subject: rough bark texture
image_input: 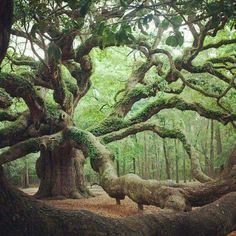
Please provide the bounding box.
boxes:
[0,168,236,236]
[0,0,13,63]
[35,146,91,199]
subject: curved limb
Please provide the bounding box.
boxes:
[101,122,211,183]
[0,73,45,121]
[66,127,235,211]
[0,112,30,148]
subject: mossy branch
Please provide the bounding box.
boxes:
[101,122,212,183]
[130,96,236,126]
[0,110,18,121]
[0,88,12,108]
[0,73,45,121]
[0,112,30,149]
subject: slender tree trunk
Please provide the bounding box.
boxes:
[189,161,192,182]
[175,140,179,183]
[22,160,29,188]
[183,154,186,183]
[163,139,171,179]
[209,119,215,176]
[122,154,126,175]
[215,124,222,156]
[153,134,160,180]
[133,157,136,174]
[116,146,120,177]
[202,120,210,174]
[143,132,148,179]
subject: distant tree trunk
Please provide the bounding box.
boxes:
[215,124,223,156]
[116,159,120,177]
[189,161,193,182]
[209,119,215,176]
[133,158,136,175]
[175,140,179,183]
[116,146,120,177]
[163,139,171,179]
[22,160,29,188]
[202,120,210,174]
[153,135,160,180]
[122,154,126,175]
[143,132,148,179]
[183,154,186,183]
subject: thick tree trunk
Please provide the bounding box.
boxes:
[0,0,13,63]
[35,146,91,199]
[0,168,236,236]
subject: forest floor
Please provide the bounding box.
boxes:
[21,186,160,218]
[20,186,236,235]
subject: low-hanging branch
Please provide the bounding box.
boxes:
[129,96,236,126]
[182,62,236,89]
[90,95,236,137]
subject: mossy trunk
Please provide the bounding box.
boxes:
[35,146,91,199]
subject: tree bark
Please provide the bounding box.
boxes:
[0,0,13,63]
[163,139,171,179]
[209,119,215,176]
[35,146,91,199]
[22,160,29,188]
[175,140,179,183]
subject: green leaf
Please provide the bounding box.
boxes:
[166,31,184,47]
[66,0,80,10]
[171,16,183,29]
[166,35,179,47]
[98,21,106,35]
[160,19,169,30]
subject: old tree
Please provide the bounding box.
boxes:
[0,0,236,235]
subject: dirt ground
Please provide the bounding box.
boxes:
[21,186,160,218]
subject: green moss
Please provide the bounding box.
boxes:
[89,117,128,136]
[59,65,78,96]
[65,127,101,159]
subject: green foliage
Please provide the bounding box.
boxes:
[166,31,184,47]
[48,43,62,62]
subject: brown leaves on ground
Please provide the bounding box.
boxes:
[22,186,160,218]
[43,188,160,218]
